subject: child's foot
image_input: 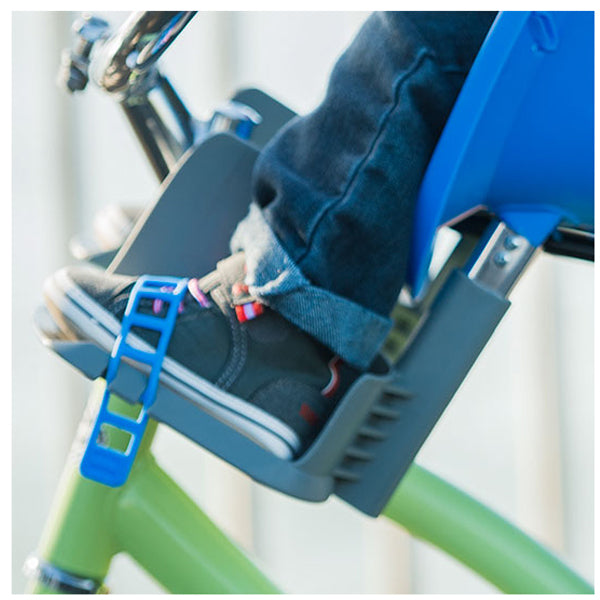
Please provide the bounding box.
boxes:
[43,252,363,458]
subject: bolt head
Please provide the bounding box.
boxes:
[494,252,509,267]
[73,14,109,42]
[503,235,521,251]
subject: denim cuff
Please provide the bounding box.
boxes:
[230,204,392,370]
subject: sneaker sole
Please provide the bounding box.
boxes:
[43,268,301,459]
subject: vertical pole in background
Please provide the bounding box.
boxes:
[12,11,89,589]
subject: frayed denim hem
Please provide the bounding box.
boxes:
[230,204,392,370]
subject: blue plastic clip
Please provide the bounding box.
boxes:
[80,276,189,487]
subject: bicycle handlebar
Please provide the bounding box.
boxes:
[90,11,196,98]
[59,11,198,181]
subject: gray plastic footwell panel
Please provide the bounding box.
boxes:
[38,270,509,515]
[109,132,259,278]
[109,89,297,278]
[333,271,510,515]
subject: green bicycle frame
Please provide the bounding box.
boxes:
[27,383,592,594]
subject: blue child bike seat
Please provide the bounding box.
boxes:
[408,11,594,297]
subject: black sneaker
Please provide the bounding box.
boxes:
[43,252,364,458]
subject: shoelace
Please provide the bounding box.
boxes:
[151,279,212,315]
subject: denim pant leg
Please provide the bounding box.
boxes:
[231,11,496,369]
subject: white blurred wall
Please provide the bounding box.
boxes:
[12,11,594,593]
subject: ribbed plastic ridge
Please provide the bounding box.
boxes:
[80,276,188,486]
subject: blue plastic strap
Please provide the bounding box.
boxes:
[80,275,189,487]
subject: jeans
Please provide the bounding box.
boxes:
[231,11,497,369]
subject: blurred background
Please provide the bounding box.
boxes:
[12,11,594,593]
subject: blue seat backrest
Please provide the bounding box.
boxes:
[408,11,594,297]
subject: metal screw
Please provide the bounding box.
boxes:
[73,14,110,45]
[503,235,521,251]
[58,14,110,93]
[494,252,509,267]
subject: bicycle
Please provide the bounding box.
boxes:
[18,11,593,593]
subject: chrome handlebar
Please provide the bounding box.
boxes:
[90,11,196,99]
[59,11,198,181]
[60,11,196,99]
[59,11,261,182]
